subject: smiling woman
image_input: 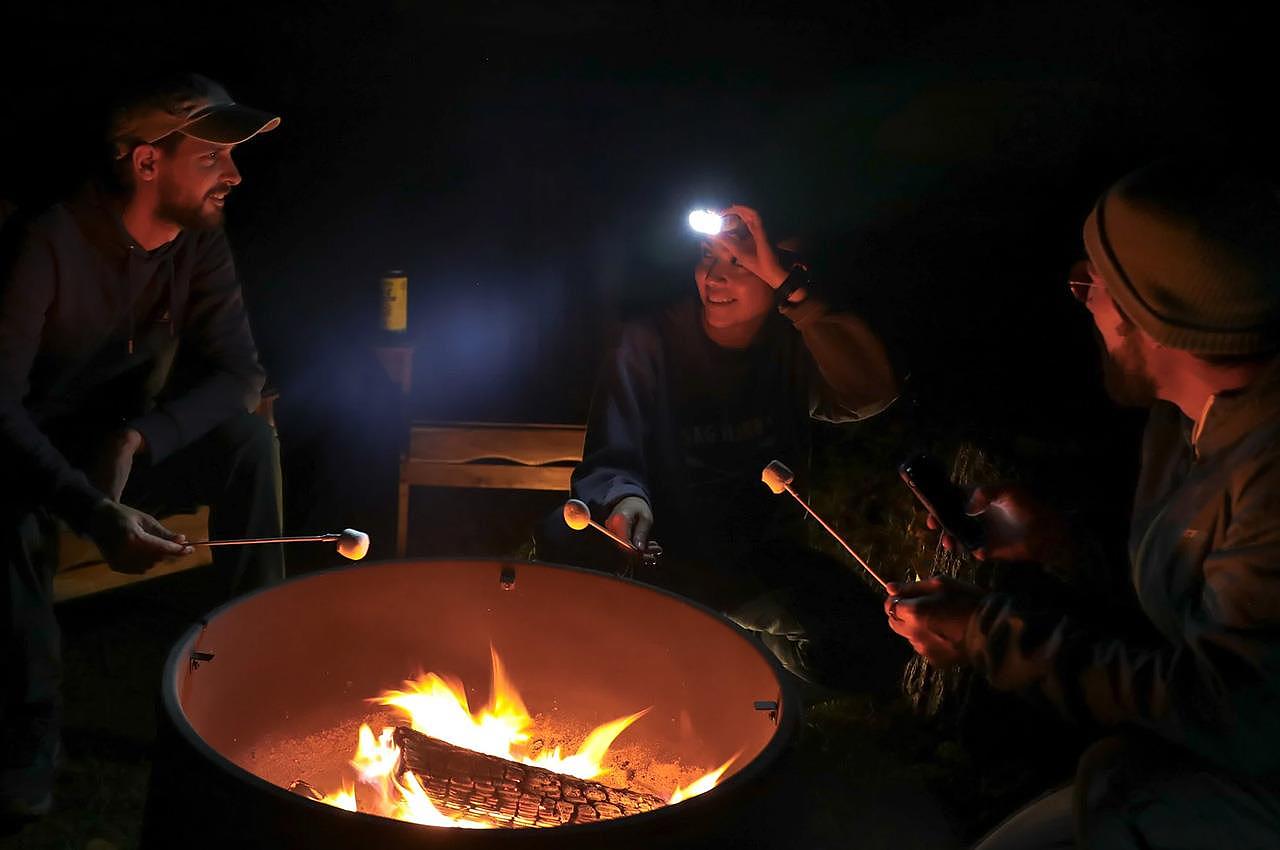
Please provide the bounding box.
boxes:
[534,202,902,688]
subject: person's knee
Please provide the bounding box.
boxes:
[1073,734,1280,848]
[212,411,278,465]
[1074,736,1141,845]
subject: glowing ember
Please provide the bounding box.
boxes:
[309,646,729,827]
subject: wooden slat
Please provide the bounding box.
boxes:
[53,509,213,603]
[409,423,585,466]
[397,421,586,556]
[396,479,411,558]
[402,461,573,491]
[53,552,214,602]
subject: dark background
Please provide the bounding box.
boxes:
[1,4,1275,844]
[0,0,1272,556]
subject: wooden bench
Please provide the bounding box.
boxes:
[397,421,586,556]
[52,390,279,603]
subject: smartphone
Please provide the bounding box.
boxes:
[898,454,985,553]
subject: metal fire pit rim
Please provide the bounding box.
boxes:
[157,556,801,838]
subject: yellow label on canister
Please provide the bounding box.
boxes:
[381,271,408,332]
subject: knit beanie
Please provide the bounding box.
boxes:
[1082,158,1280,355]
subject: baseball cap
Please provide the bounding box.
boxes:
[110,73,280,159]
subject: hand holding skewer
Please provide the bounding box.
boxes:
[563,499,662,568]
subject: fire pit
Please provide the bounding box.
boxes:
[141,559,798,848]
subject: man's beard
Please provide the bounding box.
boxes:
[1098,329,1158,407]
[156,183,225,231]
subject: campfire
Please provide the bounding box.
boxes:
[291,646,735,828]
[144,559,796,849]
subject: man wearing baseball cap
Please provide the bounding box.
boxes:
[0,72,282,825]
[884,157,1280,847]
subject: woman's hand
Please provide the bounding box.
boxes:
[606,496,654,550]
[709,204,790,288]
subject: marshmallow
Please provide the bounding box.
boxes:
[761,460,795,495]
[336,528,370,561]
[562,499,592,531]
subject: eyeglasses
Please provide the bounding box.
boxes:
[1067,259,1098,303]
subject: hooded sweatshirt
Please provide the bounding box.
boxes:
[0,184,266,531]
[572,292,897,562]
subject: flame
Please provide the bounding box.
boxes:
[320,722,492,828]
[352,724,399,782]
[668,754,738,804]
[393,771,488,828]
[320,783,357,812]
[310,647,730,828]
[525,708,650,778]
[377,645,646,780]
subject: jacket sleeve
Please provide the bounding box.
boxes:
[0,228,107,530]
[571,326,659,517]
[779,294,898,423]
[962,456,1280,775]
[128,231,266,463]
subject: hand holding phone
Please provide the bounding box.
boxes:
[898,454,985,554]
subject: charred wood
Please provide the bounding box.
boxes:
[392,725,666,828]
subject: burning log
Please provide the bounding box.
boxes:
[392,726,667,828]
[288,779,324,801]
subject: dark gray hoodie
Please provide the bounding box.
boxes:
[0,184,265,531]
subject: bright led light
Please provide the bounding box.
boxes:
[688,209,723,235]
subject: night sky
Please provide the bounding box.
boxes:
[2,1,1273,553]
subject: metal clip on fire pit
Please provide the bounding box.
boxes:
[189,650,215,672]
[753,698,779,725]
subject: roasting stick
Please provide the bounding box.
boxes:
[761,460,890,592]
[562,499,637,551]
[196,528,371,561]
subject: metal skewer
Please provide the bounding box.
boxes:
[761,460,889,592]
[200,534,339,547]
[196,528,370,561]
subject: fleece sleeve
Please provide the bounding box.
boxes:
[571,326,662,516]
[0,228,106,529]
[779,294,898,423]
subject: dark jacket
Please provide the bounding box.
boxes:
[964,357,1280,777]
[571,292,897,560]
[0,185,266,531]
